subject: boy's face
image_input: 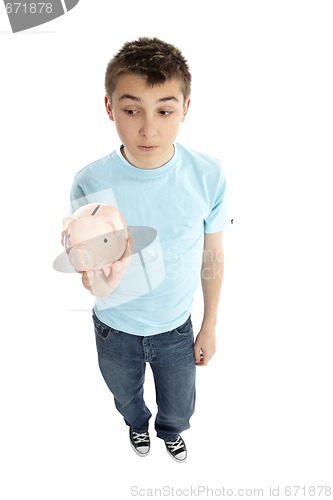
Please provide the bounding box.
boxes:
[105,73,190,169]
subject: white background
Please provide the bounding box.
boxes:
[1,1,333,498]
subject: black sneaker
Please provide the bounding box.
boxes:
[129,428,150,457]
[164,435,187,463]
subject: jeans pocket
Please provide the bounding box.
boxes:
[92,313,118,340]
[174,316,192,336]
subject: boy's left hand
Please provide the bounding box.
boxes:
[194,328,217,366]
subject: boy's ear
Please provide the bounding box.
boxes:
[104,95,114,121]
[181,98,191,122]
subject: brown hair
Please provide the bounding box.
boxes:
[105,37,191,102]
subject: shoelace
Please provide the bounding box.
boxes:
[165,436,184,453]
[132,431,149,445]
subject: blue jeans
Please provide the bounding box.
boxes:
[93,312,196,441]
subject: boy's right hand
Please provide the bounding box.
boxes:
[81,270,94,293]
[81,231,133,298]
[81,265,122,298]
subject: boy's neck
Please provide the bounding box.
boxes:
[120,145,175,170]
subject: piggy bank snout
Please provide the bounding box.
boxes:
[68,245,96,271]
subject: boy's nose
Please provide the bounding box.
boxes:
[139,118,157,139]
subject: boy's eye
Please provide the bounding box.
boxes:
[159,110,173,116]
[124,109,138,115]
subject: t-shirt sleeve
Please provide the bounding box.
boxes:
[204,168,231,233]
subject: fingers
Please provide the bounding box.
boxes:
[194,345,214,366]
[195,351,205,366]
[194,345,206,366]
[60,230,66,247]
[81,271,93,291]
[105,260,123,289]
[120,235,133,273]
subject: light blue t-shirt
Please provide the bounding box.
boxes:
[70,143,230,336]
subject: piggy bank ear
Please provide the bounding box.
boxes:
[62,215,76,230]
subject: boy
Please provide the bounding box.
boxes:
[69,37,230,463]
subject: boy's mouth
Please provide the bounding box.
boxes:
[138,146,157,151]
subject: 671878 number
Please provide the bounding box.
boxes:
[284,485,332,496]
[5,3,53,13]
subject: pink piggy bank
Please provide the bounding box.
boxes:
[62,203,131,298]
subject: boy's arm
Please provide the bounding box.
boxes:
[194,231,224,366]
